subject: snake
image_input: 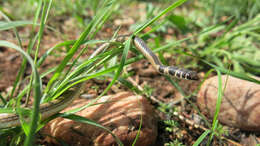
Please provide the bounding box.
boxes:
[0,36,198,129]
[133,36,198,80]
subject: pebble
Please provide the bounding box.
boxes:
[197,75,260,132]
[42,92,158,146]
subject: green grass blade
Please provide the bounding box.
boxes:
[0,10,27,99]
[0,93,7,106]
[131,112,142,146]
[65,37,132,114]
[23,1,50,144]
[45,20,94,92]
[24,0,52,143]
[193,130,211,146]
[34,0,49,64]
[37,40,76,67]
[207,70,223,145]
[0,108,15,113]
[33,0,42,29]
[0,11,23,50]
[48,48,121,102]
[0,21,34,31]
[134,0,187,35]
[37,39,105,67]
[114,76,142,94]
[202,59,260,84]
[25,0,50,107]
[233,54,260,67]
[46,44,121,102]
[9,1,43,100]
[60,0,116,85]
[0,41,42,146]
[94,36,131,100]
[45,0,116,92]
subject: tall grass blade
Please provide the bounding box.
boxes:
[207,70,222,145]
[202,60,260,84]
[0,21,34,31]
[193,130,211,146]
[45,0,116,92]
[0,41,42,146]
[66,37,132,114]
[24,0,51,144]
[0,93,7,106]
[134,0,187,35]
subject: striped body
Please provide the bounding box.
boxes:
[133,36,198,80]
[0,85,81,129]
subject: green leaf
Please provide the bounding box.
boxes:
[0,41,42,140]
[193,130,211,146]
[202,59,260,84]
[134,0,187,35]
[167,14,189,32]
[0,21,34,31]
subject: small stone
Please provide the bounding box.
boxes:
[197,75,260,131]
[42,92,158,146]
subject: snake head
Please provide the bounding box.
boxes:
[186,71,199,80]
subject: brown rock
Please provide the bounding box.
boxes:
[197,75,260,131]
[42,92,158,146]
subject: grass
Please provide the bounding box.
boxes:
[0,0,260,145]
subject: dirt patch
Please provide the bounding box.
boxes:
[0,45,22,91]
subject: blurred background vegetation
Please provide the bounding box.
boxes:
[2,0,259,76]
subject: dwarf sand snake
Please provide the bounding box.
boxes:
[0,36,198,128]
